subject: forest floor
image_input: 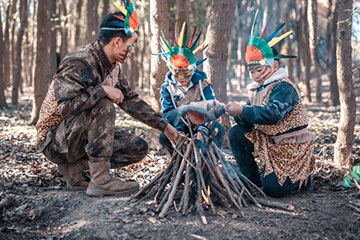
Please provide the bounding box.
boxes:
[1,88,360,240]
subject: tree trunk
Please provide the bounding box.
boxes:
[204,0,236,103]
[30,1,51,124]
[9,0,18,89]
[94,0,100,38]
[308,0,322,103]
[175,0,188,31]
[60,0,68,59]
[4,4,11,88]
[101,0,110,21]
[295,4,302,83]
[284,0,294,81]
[49,0,58,76]
[86,0,95,43]
[75,0,83,47]
[300,0,312,102]
[12,0,27,105]
[334,0,355,168]
[0,5,7,108]
[150,0,169,111]
[204,0,236,147]
[328,0,340,106]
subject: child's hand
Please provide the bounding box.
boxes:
[225,102,243,117]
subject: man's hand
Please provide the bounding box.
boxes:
[102,86,124,104]
[164,123,180,145]
[225,102,243,117]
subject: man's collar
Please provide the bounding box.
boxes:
[246,67,289,90]
[94,41,114,74]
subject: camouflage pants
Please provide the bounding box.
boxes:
[42,98,148,168]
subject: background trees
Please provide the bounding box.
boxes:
[0,0,358,167]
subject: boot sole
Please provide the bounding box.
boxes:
[85,187,139,197]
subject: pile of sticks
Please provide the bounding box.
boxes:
[132,129,268,224]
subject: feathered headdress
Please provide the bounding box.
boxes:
[154,22,208,71]
[101,1,139,36]
[245,9,296,67]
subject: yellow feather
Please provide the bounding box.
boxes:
[160,37,170,52]
[178,22,186,48]
[192,37,207,54]
[113,1,128,15]
[268,31,293,47]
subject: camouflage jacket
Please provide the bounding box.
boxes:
[35,41,167,151]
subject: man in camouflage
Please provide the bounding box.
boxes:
[35,3,179,197]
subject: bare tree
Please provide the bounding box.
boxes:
[334,0,355,168]
[300,0,312,102]
[327,0,340,106]
[0,4,7,108]
[60,0,68,59]
[75,0,83,47]
[150,0,169,111]
[101,0,110,21]
[86,0,95,43]
[4,3,10,88]
[204,0,236,147]
[204,0,236,103]
[11,0,27,105]
[30,1,51,124]
[49,0,57,77]
[175,0,188,30]
[308,0,322,103]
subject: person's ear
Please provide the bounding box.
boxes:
[273,61,279,71]
[112,37,123,48]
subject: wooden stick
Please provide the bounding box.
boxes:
[195,163,208,225]
[255,197,295,211]
[193,141,216,214]
[213,144,263,208]
[181,153,192,215]
[159,141,193,218]
[208,148,242,210]
[131,171,164,199]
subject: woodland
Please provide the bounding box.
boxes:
[0,0,360,239]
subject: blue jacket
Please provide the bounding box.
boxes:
[160,69,215,132]
[235,81,300,132]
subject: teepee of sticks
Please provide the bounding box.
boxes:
[131,122,284,224]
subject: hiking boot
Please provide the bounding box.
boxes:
[58,159,89,190]
[86,161,139,197]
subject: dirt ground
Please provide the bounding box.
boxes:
[1,90,360,240]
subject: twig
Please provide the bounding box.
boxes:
[159,141,193,218]
[255,197,295,211]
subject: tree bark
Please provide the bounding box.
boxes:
[0,5,7,108]
[204,0,236,103]
[300,0,312,102]
[12,0,27,105]
[30,1,51,124]
[334,0,355,168]
[101,0,110,21]
[49,0,57,76]
[4,3,11,88]
[75,0,83,47]
[328,0,340,106]
[204,0,236,148]
[60,0,68,59]
[86,0,95,43]
[150,0,169,111]
[9,0,18,89]
[175,0,188,31]
[284,0,295,82]
[308,0,322,103]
